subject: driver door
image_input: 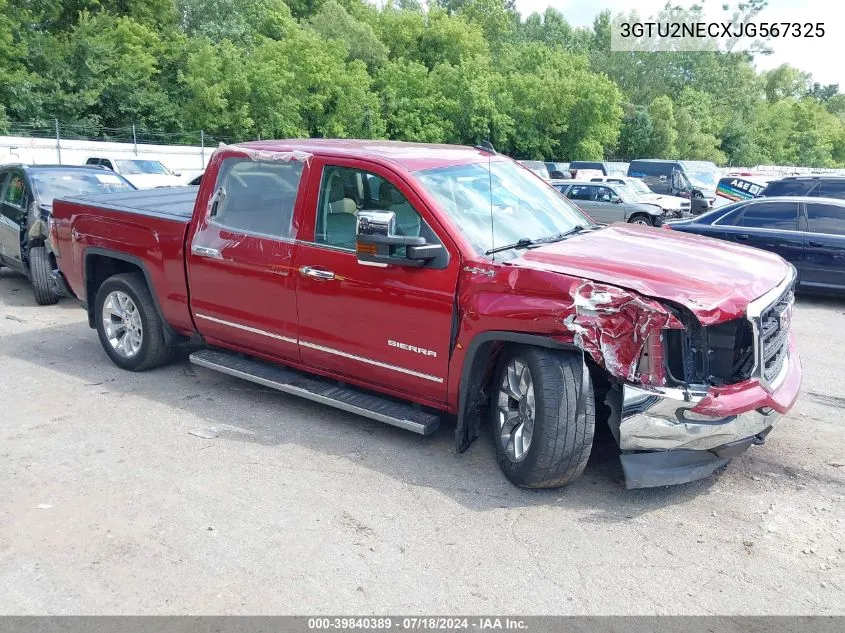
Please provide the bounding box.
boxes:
[293,158,460,405]
[0,170,29,270]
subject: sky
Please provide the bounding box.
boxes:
[513,0,842,86]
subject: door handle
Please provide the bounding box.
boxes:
[808,240,824,247]
[191,245,222,259]
[299,266,335,281]
[735,234,750,241]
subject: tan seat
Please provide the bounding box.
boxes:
[378,181,420,237]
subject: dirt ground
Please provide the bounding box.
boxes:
[0,267,843,615]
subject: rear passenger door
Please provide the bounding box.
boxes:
[186,155,308,362]
[803,201,845,291]
[717,200,804,272]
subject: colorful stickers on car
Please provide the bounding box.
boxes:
[716,177,767,202]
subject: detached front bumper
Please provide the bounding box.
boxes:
[617,340,801,488]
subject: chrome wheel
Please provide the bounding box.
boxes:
[631,217,651,226]
[497,358,535,462]
[101,291,143,358]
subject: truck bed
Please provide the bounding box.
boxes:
[58,187,199,222]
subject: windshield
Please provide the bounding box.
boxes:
[114,160,171,175]
[30,170,135,206]
[624,178,652,195]
[416,160,589,257]
[681,162,719,189]
[614,185,645,203]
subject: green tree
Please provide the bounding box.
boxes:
[618,106,652,160]
[647,96,677,158]
[308,0,388,72]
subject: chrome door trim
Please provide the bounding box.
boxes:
[299,340,444,384]
[194,313,297,345]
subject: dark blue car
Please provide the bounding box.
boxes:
[665,196,845,295]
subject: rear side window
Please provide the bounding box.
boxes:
[86,158,100,166]
[806,203,845,236]
[817,180,845,200]
[211,159,304,238]
[735,201,798,230]
[762,180,816,197]
[566,185,593,201]
[629,162,669,178]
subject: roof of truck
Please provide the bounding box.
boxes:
[235,139,497,171]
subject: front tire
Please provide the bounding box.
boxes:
[94,273,172,371]
[628,214,653,226]
[491,347,595,489]
[29,246,59,305]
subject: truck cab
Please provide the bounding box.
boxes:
[51,141,802,490]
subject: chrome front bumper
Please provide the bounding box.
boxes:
[620,384,781,452]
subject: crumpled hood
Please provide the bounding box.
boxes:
[515,223,791,324]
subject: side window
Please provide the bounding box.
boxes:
[817,180,845,200]
[736,202,798,230]
[807,203,845,236]
[86,158,100,166]
[100,159,113,170]
[762,180,815,197]
[211,158,303,238]
[2,172,27,207]
[594,186,616,202]
[314,166,428,252]
[567,185,592,201]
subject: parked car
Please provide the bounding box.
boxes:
[759,175,845,200]
[628,159,721,214]
[605,161,630,177]
[188,173,203,186]
[715,174,774,207]
[568,161,611,176]
[517,160,549,179]
[84,156,183,189]
[0,164,135,304]
[589,175,691,217]
[665,196,845,294]
[544,162,570,179]
[555,180,665,226]
[51,140,800,490]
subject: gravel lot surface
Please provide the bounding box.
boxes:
[1,267,843,614]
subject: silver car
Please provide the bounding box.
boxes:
[553,180,665,226]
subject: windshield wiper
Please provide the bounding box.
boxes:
[485,225,592,256]
[485,238,535,255]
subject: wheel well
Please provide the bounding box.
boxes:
[84,255,145,327]
[455,333,603,453]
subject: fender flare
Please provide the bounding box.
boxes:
[82,246,178,343]
[455,331,587,453]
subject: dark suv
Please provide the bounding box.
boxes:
[761,176,845,199]
[0,164,135,304]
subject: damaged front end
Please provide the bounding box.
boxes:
[563,271,800,489]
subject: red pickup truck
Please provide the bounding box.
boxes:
[50,140,802,489]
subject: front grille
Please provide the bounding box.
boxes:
[756,285,794,385]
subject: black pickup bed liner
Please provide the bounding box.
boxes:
[58,187,198,222]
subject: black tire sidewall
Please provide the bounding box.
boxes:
[94,278,155,371]
[491,349,554,484]
[29,246,59,305]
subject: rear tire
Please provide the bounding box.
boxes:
[94,273,172,371]
[628,214,653,226]
[491,346,595,489]
[29,246,59,305]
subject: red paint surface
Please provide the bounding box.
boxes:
[52,140,801,421]
[518,223,791,325]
